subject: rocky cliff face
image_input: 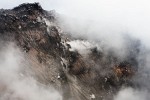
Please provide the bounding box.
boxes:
[0,3,141,100]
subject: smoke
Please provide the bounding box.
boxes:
[0,42,62,100]
[66,40,102,56]
[1,0,150,100]
[114,88,150,100]
[52,1,150,100]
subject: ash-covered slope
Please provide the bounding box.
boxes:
[0,3,143,100]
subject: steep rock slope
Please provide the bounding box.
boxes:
[0,3,141,100]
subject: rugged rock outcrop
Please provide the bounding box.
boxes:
[0,3,141,100]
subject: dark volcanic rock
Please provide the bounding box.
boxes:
[0,3,140,100]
